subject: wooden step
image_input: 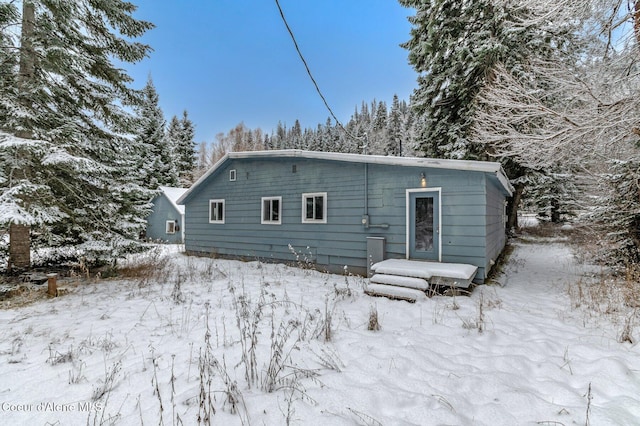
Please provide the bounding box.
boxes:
[370,259,478,288]
[370,274,429,291]
[364,283,426,303]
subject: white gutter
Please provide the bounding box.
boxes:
[178,150,514,203]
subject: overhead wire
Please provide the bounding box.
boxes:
[273,0,363,147]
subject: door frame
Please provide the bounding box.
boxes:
[406,188,442,262]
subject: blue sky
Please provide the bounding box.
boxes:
[127,1,417,143]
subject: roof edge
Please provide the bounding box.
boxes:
[177,153,230,205]
[159,186,188,214]
[178,150,514,202]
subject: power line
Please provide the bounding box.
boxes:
[274,0,361,145]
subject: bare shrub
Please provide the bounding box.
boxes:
[87,360,123,425]
[263,319,301,392]
[310,345,344,372]
[92,360,122,401]
[197,303,216,425]
[229,279,268,388]
[117,247,170,288]
[68,359,86,384]
[288,244,315,271]
[78,331,118,355]
[460,292,486,333]
[171,272,186,304]
[322,297,333,342]
[618,309,637,344]
[47,345,75,365]
[150,354,164,424]
[196,303,249,425]
[367,305,381,331]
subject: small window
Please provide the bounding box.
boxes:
[261,196,282,225]
[301,192,327,223]
[166,220,177,234]
[209,199,225,223]
[229,169,237,181]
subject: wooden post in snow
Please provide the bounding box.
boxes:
[47,273,57,297]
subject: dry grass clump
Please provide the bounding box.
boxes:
[568,266,640,343]
[623,267,640,309]
[367,305,381,331]
[115,247,169,287]
[517,220,563,239]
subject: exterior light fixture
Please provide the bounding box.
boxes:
[420,172,427,187]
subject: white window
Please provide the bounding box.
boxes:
[229,169,236,181]
[302,192,327,223]
[166,220,177,234]
[209,199,225,223]
[261,196,282,225]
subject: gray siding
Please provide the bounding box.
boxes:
[147,194,183,244]
[184,157,507,281]
[485,175,508,276]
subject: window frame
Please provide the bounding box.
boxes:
[229,169,237,181]
[209,199,225,224]
[165,220,177,234]
[261,196,282,225]
[301,192,327,224]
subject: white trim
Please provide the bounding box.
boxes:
[301,192,327,224]
[406,188,442,262]
[165,220,176,234]
[209,199,225,224]
[229,169,237,181]
[261,196,282,225]
[177,150,513,205]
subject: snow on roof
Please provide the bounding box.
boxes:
[159,186,188,215]
[178,150,514,204]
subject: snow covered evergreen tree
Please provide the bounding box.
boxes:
[399,0,564,160]
[166,110,196,187]
[0,0,154,267]
[135,76,176,188]
[385,94,403,156]
[368,101,388,154]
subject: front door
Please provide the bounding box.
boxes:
[407,190,440,261]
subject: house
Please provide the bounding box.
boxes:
[146,186,188,244]
[177,150,513,285]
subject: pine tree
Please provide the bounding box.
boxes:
[0,0,155,267]
[399,0,561,160]
[136,76,176,188]
[597,156,640,266]
[165,115,181,155]
[166,110,196,187]
[385,94,403,156]
[369,100,388,154]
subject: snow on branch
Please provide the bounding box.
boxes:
[0,183,67,226]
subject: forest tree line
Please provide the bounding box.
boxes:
[200,0,640,269]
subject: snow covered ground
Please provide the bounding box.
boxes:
[0,240,638,425]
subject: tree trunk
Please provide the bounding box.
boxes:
[507,183,525,231]
[550,197,561,223]
[8,224,30,272]
[9,1,36,271]
[19,2,35,84]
